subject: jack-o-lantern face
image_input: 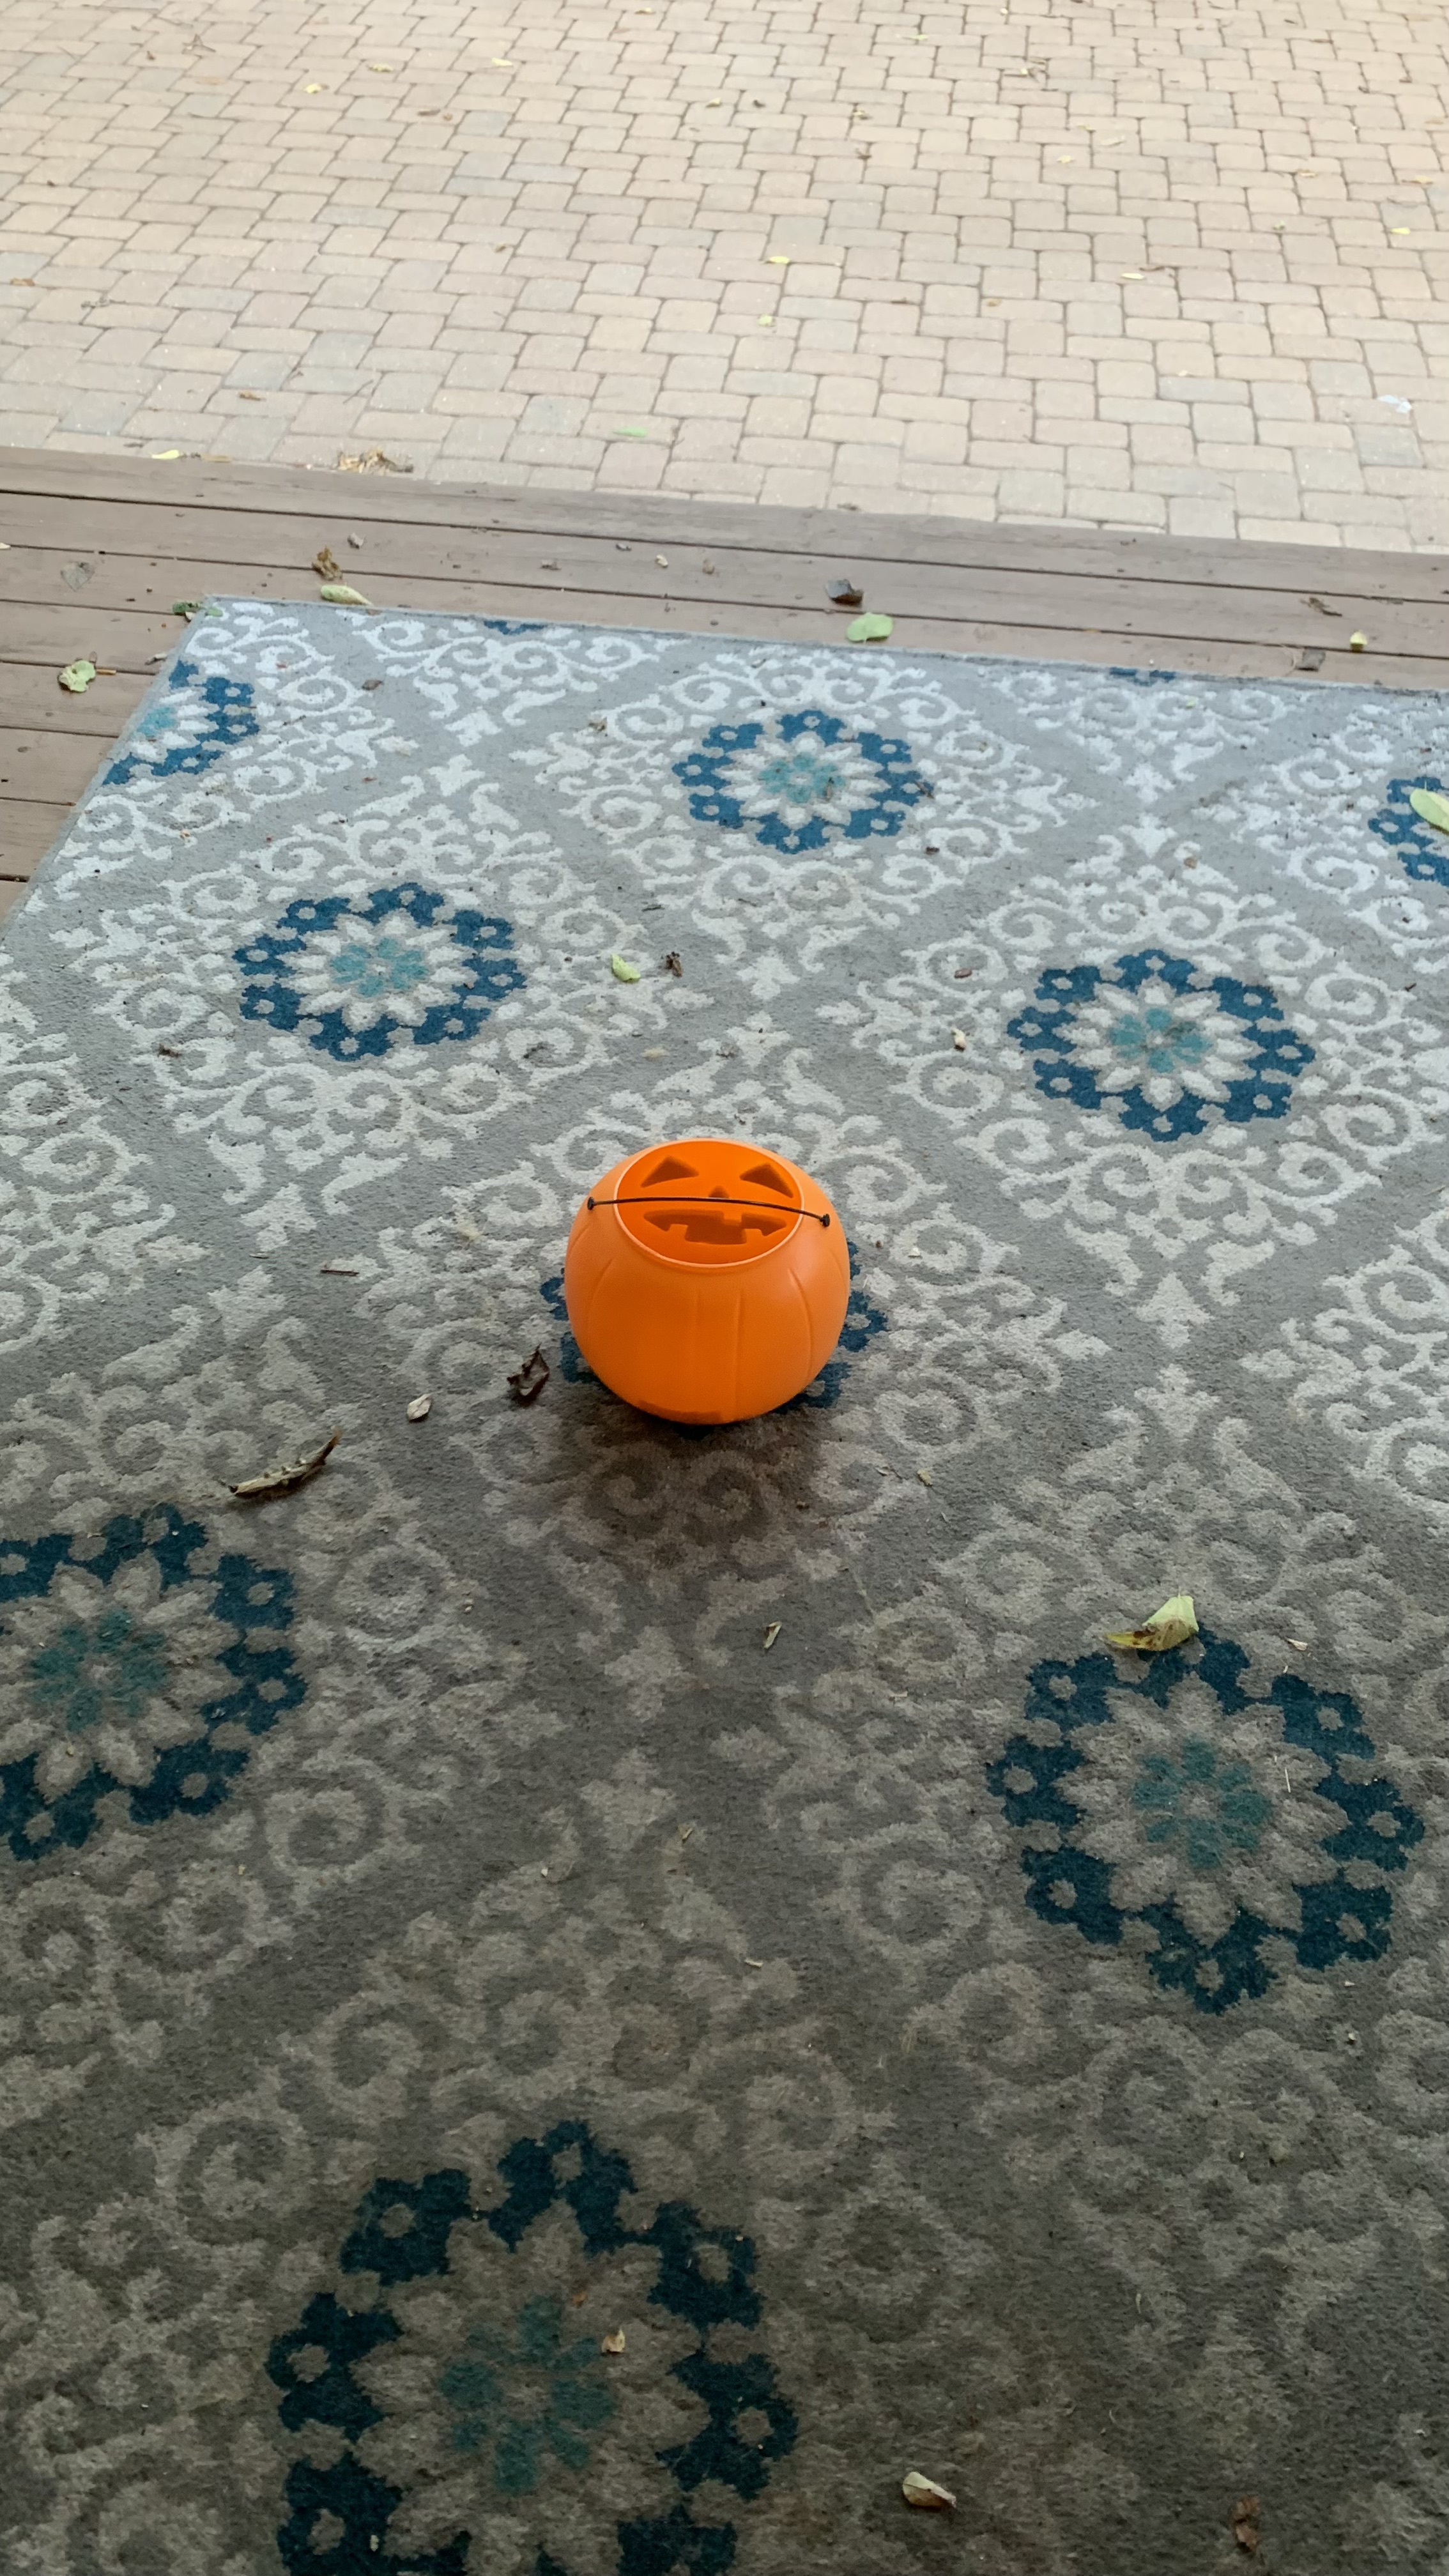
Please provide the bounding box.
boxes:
[564,1135,851,1423]
[617,1141,803,1266]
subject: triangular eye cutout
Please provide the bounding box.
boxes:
[739,1160,792,1198]
[643,1154,699,1186]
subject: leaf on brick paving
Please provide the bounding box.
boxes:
[1408,788,1449,832]
[508,1346,551,1407]
[57,659,96,693]
[1107,1593,1198,1654]
[337,448,413,473]
[847,613,893,643]
[320,583,373,608]
[313,546,342,580]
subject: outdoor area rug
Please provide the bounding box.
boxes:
[2,601,1447,2576]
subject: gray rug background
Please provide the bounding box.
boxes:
[1,602,1447,2576]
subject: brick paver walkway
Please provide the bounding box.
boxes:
[2,0,1447,545]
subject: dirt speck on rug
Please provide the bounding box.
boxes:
[2,602,1446,2576]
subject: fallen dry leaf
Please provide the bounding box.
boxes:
[508,1346,551,1406]
[361,677,383,691]
[406,1394,433,1422]
[601,2329,626,2355]
[320,582,373,608]
[313,544,341,579]
[239,390,263,400]
[60,560,95,590]
[952,1027,967,1050]
[57,658,96,693]
[1232,2496,1261,2555]
[902,2472,956,2512]
[1407,787,1449,832]
[663,949,683,976]
[829,576,864,607]
[337,447,413,473]
[231,1429,341,1499]
[763,1621,782,1650]
[1107,1592,1198,1654]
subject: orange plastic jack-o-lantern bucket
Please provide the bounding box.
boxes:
[564,1136,851,1423]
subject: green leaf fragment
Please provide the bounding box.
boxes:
[1407,787,1449,833]
[1106,1592,1199,1655]
[846,612,893,643]
[610,953,641,982]
[319,582,373,607]
[57,658,96,693]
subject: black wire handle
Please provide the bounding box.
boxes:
[587,1193,829,1226]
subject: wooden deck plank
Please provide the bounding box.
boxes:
[0,525,1443,663]
[3,447,1448,603]
[1,799,70,882]
[0,663,148,735]
[0,726,108,807]
[0,601,192,671]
